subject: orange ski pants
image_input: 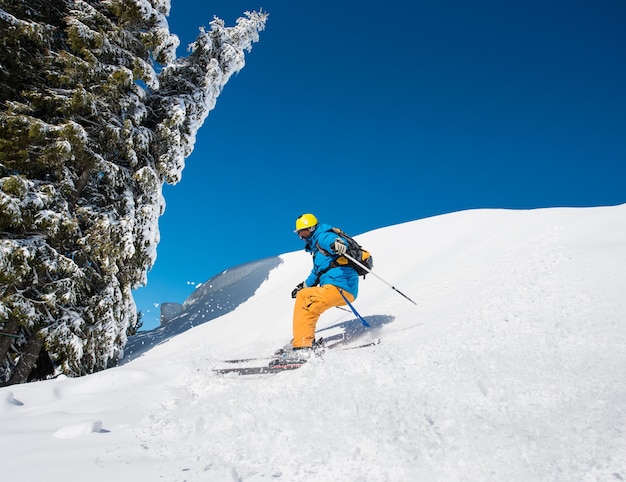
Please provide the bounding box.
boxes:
[292,284,355,348]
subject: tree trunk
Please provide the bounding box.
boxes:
[0,315,20,365]
[7,332,44,385]
[74,167,90,198]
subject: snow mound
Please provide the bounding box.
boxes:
[53,420,106,439]
[0,390,23,408]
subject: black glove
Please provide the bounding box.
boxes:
[291,281,305,298]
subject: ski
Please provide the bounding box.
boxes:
[213,361,305,375]
[341,339,381,350]
[219,339,381,364]
[213,339,381,376]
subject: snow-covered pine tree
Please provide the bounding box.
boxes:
[0,0,267,384]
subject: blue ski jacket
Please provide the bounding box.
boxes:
[303,223,359,298]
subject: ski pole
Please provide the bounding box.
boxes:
[344,253,418,306]
[338,289,370,327]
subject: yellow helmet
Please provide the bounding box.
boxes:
[295,213,318,232]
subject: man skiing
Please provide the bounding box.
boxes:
[279,213,359,361]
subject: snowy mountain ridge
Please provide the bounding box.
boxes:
[1,205,625,481]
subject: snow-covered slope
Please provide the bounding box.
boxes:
[1,205,625,482]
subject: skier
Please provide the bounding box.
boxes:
[278,213,360,361]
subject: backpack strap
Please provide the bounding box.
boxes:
[309,230,354,285]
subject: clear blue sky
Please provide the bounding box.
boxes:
[133,0,626,330]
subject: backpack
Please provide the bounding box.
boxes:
[327,227,373,278]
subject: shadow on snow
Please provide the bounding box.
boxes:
[316,314,395,347]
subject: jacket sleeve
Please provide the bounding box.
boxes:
[305,251,329,287]
[316,231,347,255]
[305,270,318,288]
